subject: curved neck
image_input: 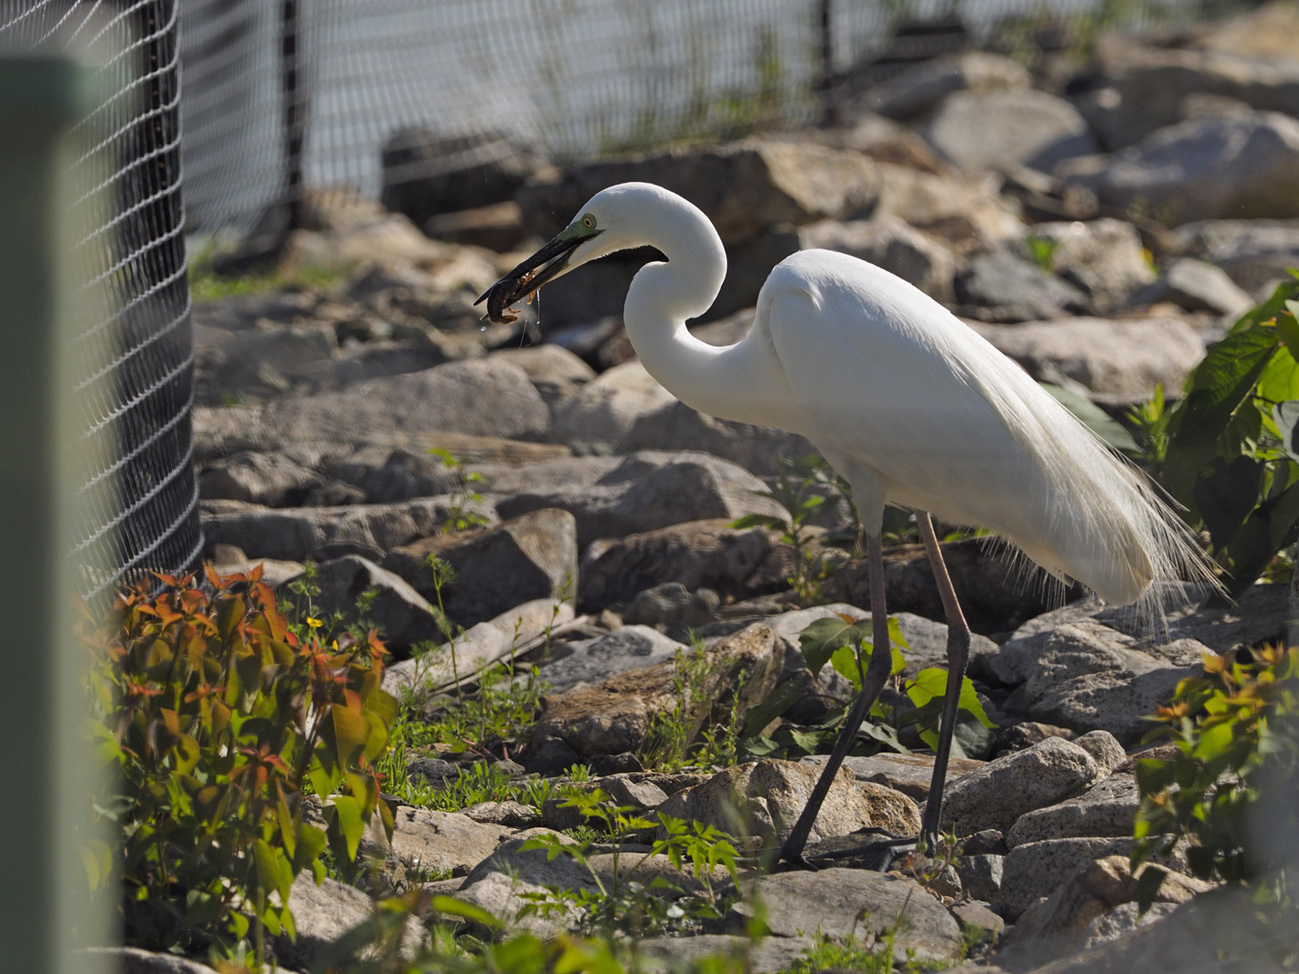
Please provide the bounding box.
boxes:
[622,201,783,426]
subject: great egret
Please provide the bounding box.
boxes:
[477,181,1215,865]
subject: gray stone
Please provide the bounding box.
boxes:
[731,868,964,963]
[490,344,596,409]
[956,252,1089,323]
[195,319,337,406]
[1073,730,1127,774]
[1026,219,1156,312]
[279,873,428,968]
[936,737,1103,836]
[639,934,814,974]
[578,518,802,613]
[657,759,920,847]
[1064,111,1299,226]
[551,360,674,453]
[495,450,784,549]
[799,215,957,300]
[624,581,719,628]
[802,751,986,803]
[460,800,541,828]
[952,899,1006,938]
[527,624,788,769]
[202,495,496,564]
[83,948,220,974]
[1006,773,1140,846]
[454,834,597,937]
[1171,218,1299,297]
[199,451,359,507]
[380,508,579,629]
[1128,257,1255,318]
[538,625,688,695]
[281,554,444,647]
[924,89,1098,176]
[971,316,1203,405]
[329,448,463,504]
[517,139,880,246]
[376,805,515,876]
[955,853,1005,902]
[860,51,1031,121]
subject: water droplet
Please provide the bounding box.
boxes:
[480,325,486,332]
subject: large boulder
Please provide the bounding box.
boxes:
[923,88,1098,175]
[857,51,1031,121]
[799,215,957,300]
[517,139,880,246]
[1063,111,1299,225]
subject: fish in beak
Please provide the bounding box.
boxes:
[476,221,601,324]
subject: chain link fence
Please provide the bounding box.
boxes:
[1,0,201,606]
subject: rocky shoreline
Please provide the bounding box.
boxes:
[122,4,1299,971]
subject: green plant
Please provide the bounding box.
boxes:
[1143,273,1299,597]
[742,616,994,761]
[83,567,397,964]
[1134,644,1299,908]
[638,643,746,772]
[1024,235,1060,273]
[733,454,845,604]
[429,449,491,533]
[517,790,742,941]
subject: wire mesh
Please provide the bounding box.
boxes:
[0,0,201,605]
[176,0,1239,238]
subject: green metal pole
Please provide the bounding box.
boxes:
[0,53,113,974]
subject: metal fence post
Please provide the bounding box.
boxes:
[0,53,114,974]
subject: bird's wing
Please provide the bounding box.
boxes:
[759,250,1052,534]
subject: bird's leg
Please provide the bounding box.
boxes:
[916,512,972,853]
[781,532,894,867]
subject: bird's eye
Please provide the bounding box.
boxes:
[581,215,596,229]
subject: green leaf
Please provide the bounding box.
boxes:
[1041,382,1139,453]
[799,616,870,677]
[327,795,366,862]
[1193,456,1264,549]
[430,894,502,929]
[1135,865,1168,913]
[1168,326,1281,450]
[1274,401,1299,464]
[831,645,865,688]
[253,838,280,895]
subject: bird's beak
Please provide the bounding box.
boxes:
[475,229,594,324]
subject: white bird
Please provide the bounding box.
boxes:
[478,181,1214,864]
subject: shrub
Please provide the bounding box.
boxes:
[1134,644,1299,907]
[83,567,398,964]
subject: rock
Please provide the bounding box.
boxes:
[578,518,801,613]
[453,835,595,937]
[1073,730,1127,774]
[194,319,337,405]
[955,853,1005,902]
[202,495,496,564]
[281,555,444,647]
[552,358,814,476]
[1026,218,1156,312]
[460,800,541,828]
[424,200,527,253]
[994,619,1207,744]
[730,868,963,963]
[956,251,1089,322]
[517,139,880,246]
[526,623,788,770]
[82,948,220,974]
[1001,854,1214,963]
[279,873,428,968]
[1013,884,1286,973]
[923,89,1098,176]
[198,451,357,507]
[859,51,1031,121]
[952,900,1006,938]
[936,737,1103,836]
[624,582,719,628]
[197,359,551,453]
[380,127,542,224]
[537,625,688,695]
[1006,773,1140,846]
[872,165,1024,251]
[639,934,814,974]
[657,759,921,847]
[1127,257,1256,318]
[494,451,784,549]
[380,508,579,629]
[1063,111,1299,225]
[970,316,1204,405]
[996,722,1076,754]
[372,805,516,876]
[998,835,1190,920]
[1171,218,1299,296]
[1080,44,1299,151]
[489,344,596,409]
[382,597,575,697]
[802,751,986,802]
[329,448,464,504]
[799,215,957,300]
